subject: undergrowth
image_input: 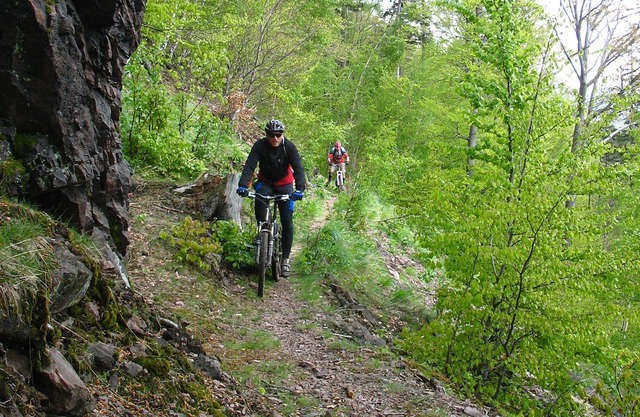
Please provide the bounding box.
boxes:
[297,189,433,329]
[160,216,255,273]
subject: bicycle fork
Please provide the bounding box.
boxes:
[255,222,275,264]
[267,224,274,261]
[255,222,265,264]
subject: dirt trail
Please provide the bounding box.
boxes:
[127,184,485,417]
[243,281,447,416]
[223,196,478,417]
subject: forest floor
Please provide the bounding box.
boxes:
[111,178,490,417]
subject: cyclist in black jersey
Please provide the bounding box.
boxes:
[236,119,306,277]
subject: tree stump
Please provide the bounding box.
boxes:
[173,172,243,226]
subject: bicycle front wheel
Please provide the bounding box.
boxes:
[271,223,282,282]
[257,230,269,297]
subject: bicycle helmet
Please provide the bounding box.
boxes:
[265,119,285,135]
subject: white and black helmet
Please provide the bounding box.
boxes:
[265,119,285,135]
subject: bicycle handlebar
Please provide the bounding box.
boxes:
[246,191,290,201]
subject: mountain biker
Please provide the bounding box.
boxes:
[327,141,350,186]
[236,119,306,277]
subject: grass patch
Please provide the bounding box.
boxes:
[0,218,47,246]
[231,359,297,391]
[384,381,408,394]
[291,271,326,305]
[279,393,322,416]
[232,329,280,351]
[326,337,360,352]
[0,200,58,331]
[295,191,436,338]
[293,192,324,229]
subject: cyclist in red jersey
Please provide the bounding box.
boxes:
[327,141,350,186]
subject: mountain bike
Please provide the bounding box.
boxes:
[247,191,288,297]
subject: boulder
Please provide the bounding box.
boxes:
[50,239,93,313]
[87,342,117,370]
[35,348,95,416]
[0,0,146,257]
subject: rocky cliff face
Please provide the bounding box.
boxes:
[0,0,145,256]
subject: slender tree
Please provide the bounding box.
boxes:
[553,0,639,151]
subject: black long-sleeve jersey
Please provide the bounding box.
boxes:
[239,137,306,191]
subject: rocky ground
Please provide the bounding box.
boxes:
[97,179,491,417]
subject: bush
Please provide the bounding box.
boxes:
[210,220,255,270]
[161,217,255,273]
[160,216,222,272]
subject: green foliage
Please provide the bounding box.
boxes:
[141,0,228,91]
[134,355,172,377]
[298,196,391,310]
[124,0,343,180]
[298,191,431,328]
[333,189,400,238]
[160,216,257,273]
[291,191,324,228]
[121,0,640,414]
[391,0,433,45]
[210,220,255,270]
[120,0,254,178]
[222,0,339,108]
[160,216,222,272]
[603,351,640,416]
[301,219,376,279]
[121,58,244,179]
[391,1,640,415]
[121,64,198,177]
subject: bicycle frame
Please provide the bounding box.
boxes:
[247,191,289,297]
[334,163,345,191]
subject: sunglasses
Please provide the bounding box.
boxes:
[268,132,283,138]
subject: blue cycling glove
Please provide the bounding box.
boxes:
[236,186,249,197]
[291,190,304,201]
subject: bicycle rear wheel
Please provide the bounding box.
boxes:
[271,223,282,282]
[257,230,269,297]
